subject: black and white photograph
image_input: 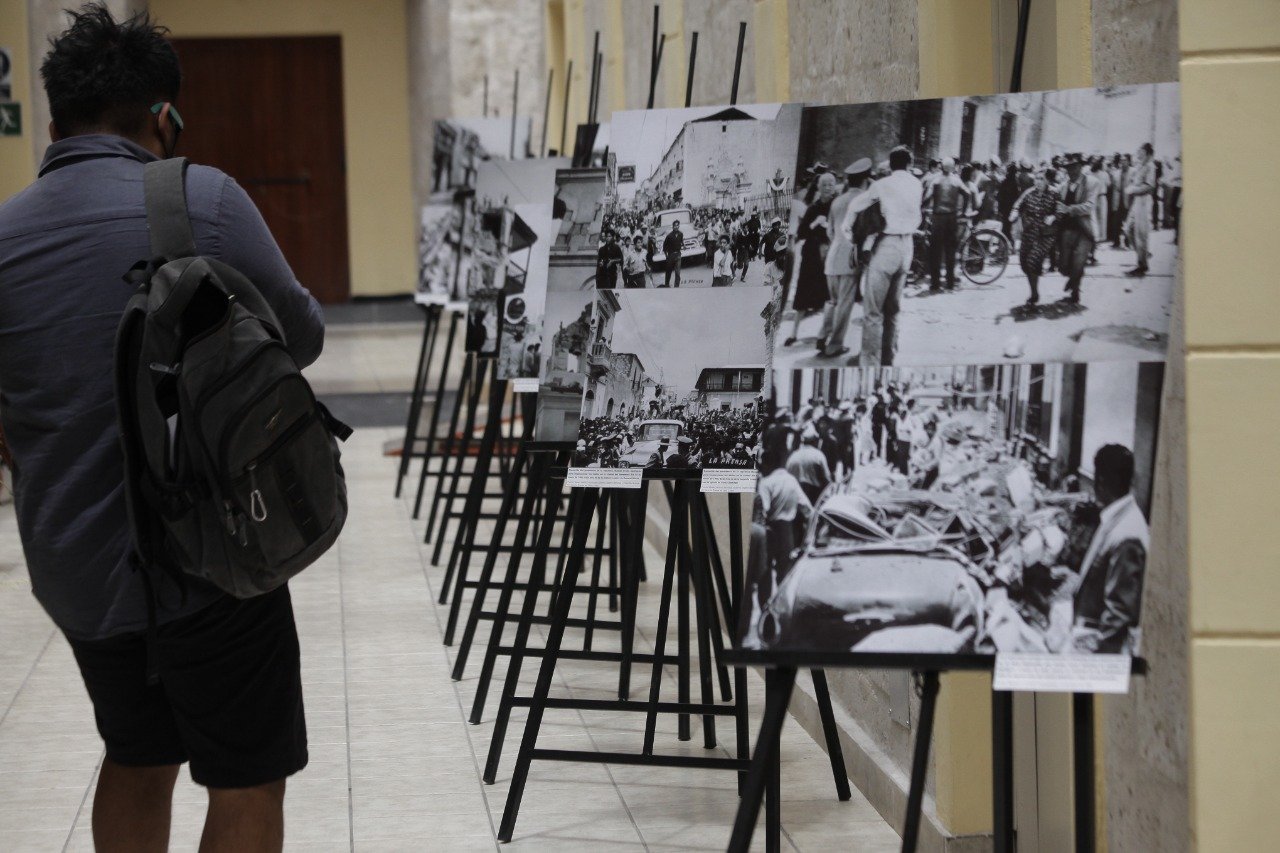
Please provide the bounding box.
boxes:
[738,360,1163,659]
[532,288,596,442]
[570,287,773,470]
[552,166,611,281]
[417,116,533,306]
[471,157,566,368]
[774,83,1180,370]
[532,167,612,441]
[600,103,802,290]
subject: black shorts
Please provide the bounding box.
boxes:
[68,585,308,789]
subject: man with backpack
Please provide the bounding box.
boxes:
[0,7,327,851]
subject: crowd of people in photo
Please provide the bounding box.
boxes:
[782,142,1180,365]
[750,380,1149,655]
[596,200,791,289]
[571,404,763,469]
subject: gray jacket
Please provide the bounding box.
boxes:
[0,134,325,640]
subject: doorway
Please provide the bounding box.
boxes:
[169,36,352,303]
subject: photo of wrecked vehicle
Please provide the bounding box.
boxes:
[739,361,1163,659]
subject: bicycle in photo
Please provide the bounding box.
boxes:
[909,214,1013,286]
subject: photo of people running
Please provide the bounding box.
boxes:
[773,83,1180,371]
[599,103,802,289]
[739,361,1163,659]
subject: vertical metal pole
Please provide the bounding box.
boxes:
[483,73,489,116]
[1009,0,1033,93]
[992,689,1016,853]
[509,69,519,159]
[647,4,661,109]
[588,30,601,124]
[648,34,666,110]
[730,21,747,105]
[727,666,796,853]
[540,68,553,157]
[902,672,941,853]
[685,32,699,108]
[559,59,573,155]
[1073,692,1097,853]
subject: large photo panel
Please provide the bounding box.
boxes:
[469,157,567,363]
[417,116,533,307]
[603,103,803,289]
[737,360,1163,661]
[533,168,611,442]
[570,286,773,470]
[775,83,1179,370]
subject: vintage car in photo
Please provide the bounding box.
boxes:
[755,489,989,654]
[649,208,707,265]
[616,419,684,468]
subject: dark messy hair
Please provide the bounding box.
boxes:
[888,146,913,171]
[40,3,181,137]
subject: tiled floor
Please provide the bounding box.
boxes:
[0,315,901,851]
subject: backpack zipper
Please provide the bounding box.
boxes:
[225,411,316,536]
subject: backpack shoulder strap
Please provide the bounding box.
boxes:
[144,158,198,261]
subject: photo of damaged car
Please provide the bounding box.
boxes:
[754,486,988,654]
[750,457,1097,656]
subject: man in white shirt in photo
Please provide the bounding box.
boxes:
[841,146,923,368]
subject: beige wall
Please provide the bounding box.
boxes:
[0,0,34,201]
[149,0,415,298]
[1180,1,1280,850]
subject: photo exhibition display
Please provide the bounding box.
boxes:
[732,82,1179,682]
[416,116,533,309]
[435,83,1180,683]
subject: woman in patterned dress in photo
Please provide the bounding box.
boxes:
[1011,168,1059,306]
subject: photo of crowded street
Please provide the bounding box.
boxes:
[569,287,773,469]
[772,83,1179,370]
[599,102,802,289]
[739,360,1163,659]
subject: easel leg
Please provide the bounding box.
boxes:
[497,487,599,842]
[433,357,489,568]
[617,484,648,701]
[642,482,685,755]
[901,671,940,853]
[1073,692,1096,853]
[992,688,1015,853]
[685,494,718,749]
[581,492,609,652]
[423,349,471,542]
[727,666,797,853]
[726,493,752,794]
[414,311,459,520]
[449,413,524,671]
[676,488,692,742]
[607,494,620,613]
[483,466,567,783]
[469,451,549,722]
[396,306,437,498]
[443,374,507,645]
[811,669,852,801]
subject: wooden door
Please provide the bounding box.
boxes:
[169,36,351,303]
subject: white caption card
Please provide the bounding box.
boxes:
[446,300,469,314]
[413,291,448,306]
[511,378,540,394]
[565,467,645,489]
[993,653,1131,694]
[700,469,759,494]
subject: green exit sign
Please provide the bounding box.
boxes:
[0,102,20,137]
